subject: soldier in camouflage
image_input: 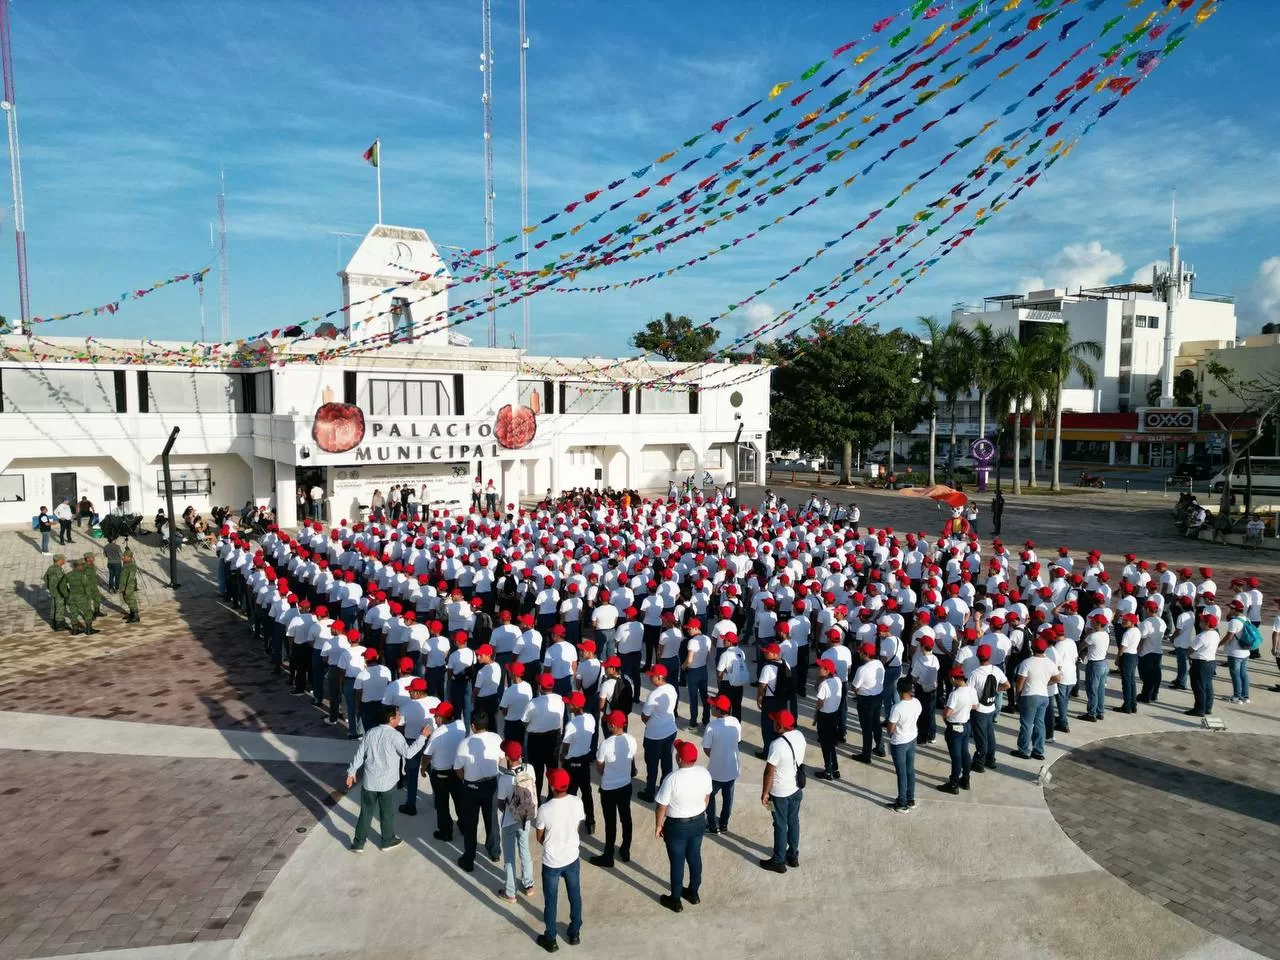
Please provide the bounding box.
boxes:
[120,550,141,623]
[65,558,98,636]
[43,554,69,631]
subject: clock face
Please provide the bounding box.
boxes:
[393,241,413,264]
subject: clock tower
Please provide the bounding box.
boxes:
[338,224,453,345]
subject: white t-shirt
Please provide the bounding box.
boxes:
[968,664,1007,714]
[701,716,742,782]
[766,729,806,799]
[655,765,713,818]
[852,660,885,697]
[642,684,678,740]
[888,698,922,745]
[944,685,979,725]
[1017,656,1058,698]
[815,676,842,714]
[596,733,638,791]
[535,794,585,868]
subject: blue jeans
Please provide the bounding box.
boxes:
[945,722,971,784]
[403,753,423,811]
[971,709,996,768]
[707,779,735,830]
[342,677,363,736]
[643,734,674,794]
[882,664,901,723]
[40,530,50,553]
[686,666,709,724]
[1056,684,1073,731]
[1192,660,1216,714]
[108,563,123,592]
[1227,657,1249,700]
[1116,653,1136,710]
[541,858,582,942]
[1174,648,1189,686]
[1085,660,1109,719]
[502,821,534,897]
[662,816,705,898]
[769,791,801,863]
[596,627,616,661]
[1017,695,1048,755]
[890,740,916,806]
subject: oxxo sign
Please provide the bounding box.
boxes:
[1138,407,1198,434]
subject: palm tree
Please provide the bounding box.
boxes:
[992,339,1042,495]
[969,321,1014,439]
[915,316,946,485]
[937,324,977,480]
[1040,324,1103,491]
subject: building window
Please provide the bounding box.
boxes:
[562,382,625,415]
[391,298,414,344]
[1135,317,1147,328]
[0,368,120,414]
[254,372,273,413]
[0,473,25,502]
[145,372,239,413]
[638,387,694,414]
[367,378,449,417]
[157,468,212,497]
[1147,315,1159,329]
[1119,344,1132,366]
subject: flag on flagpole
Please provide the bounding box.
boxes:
[363,140,380,167]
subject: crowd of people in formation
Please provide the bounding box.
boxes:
[212,493,1279,952]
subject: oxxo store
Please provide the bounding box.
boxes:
[1054,407,1249,467]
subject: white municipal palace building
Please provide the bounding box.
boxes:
[0,224,772,528]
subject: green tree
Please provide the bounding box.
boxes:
[991,338,1046,495]
[630,312,719,361]
[969,321,1014,440]
[770,324,924,485]
[932,322,976,481]
[1039,323,1103,491]
[1146,368,1203,407]
[1201,360,1280,516]
[915,316,946,485]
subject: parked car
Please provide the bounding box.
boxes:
[770,459,821,473]
[1171,459,1218,482]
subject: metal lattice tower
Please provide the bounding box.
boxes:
[481,0,496,347]
[519,0,529,350]
[218,166,229,340]
[1,0,30,331]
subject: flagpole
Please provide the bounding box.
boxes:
[375,138,382,224]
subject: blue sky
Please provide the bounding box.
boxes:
[2,0,1278,355]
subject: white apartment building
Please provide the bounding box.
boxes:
[0,224,771,528]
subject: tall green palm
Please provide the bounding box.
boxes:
[937,323,976,480]
[1040,324,1104,491]
[969,321,1014,439]
[992,339,1043,495]
[915,316,946,485]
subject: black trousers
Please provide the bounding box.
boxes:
[457,776,500,865]
[816,710,840,774]
[795,644,811,696]
[856,693,883,757]
[565,756,595,828]
[600,784,633,857]
[290,641,311,692]
[474,694,501,730]
[723,684,744,721]
[428,767,457,839]
[527,730,561,799]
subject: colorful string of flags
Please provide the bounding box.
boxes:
[13,0,1222,384]
[29,267,210,325]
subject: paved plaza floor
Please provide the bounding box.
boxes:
[0,486,1277,960]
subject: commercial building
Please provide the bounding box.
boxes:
[0,224,771,528]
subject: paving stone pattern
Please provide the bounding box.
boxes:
[1047,732,1280,960]
[0,749,344,960]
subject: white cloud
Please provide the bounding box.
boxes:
[1016,241,1125,294]
[1130,260,1164,285]
[722,301,785,346]
[1247,256,1280,329]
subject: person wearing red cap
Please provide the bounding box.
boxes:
[1187,613,1222,717]
[560,692,597,834]
[701,695,741,833]
[759,708,805,873]
[398,679,438,816]
[683,623,713,732]
[355,650,393,733]
[592,710,636,868]
[1222,602,1255,704]
[615,608,645,700]
[714,633,749,721]
[1080,614,1111,722]
[754,643,791,759]
[654,739,712,912]
[345,703,428,852]
[655,616,684,700]
[545,626,578,698]
[969,644,1009,773]
[499,661,534,747]
[535,766,585,951]
[496,741,537,901]
[523,675,566,800]
[590,594,621,660]
[447,632,477,728]
[1013,639,1060,760]
[424,702,468,841]
[597,656,634,721]
[473,645,503,729]
[639,665,679,802]
[937,666,978,795]
[851,644,885,763]
[886,676,922,812]
[1113,614,1142,714]
[339,638,369,739]
[454,711,504,872]
[812,659,842,781]
[535,576,561,637]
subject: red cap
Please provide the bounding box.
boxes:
[708,694,732,712]
[579,640,596,654]
[769,709,796,731]
[538,673,555,690]
[551,624,567,637]
[1202,614,1219,627]
[606,710,627,728]
[363,649,378,663]
[603,655,622,669]
[860,643,876,657]
[407,677,428,692]
[977,643,992,660]
[920,636,935,650]
[817,658,836,674]
[453,630,469,645]
[648,664,668,678]
[567,691,587,709]
[399,656,414,672]
[674,739,699,763]
[476,644,494,658]
[547,768,571,792]
[503,741,523,761]
[950,665,966,679]
[431,702,455,719]
[761,642,781,656]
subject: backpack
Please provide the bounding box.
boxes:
[978,670,999,707]
[771,660,795,703]
[725,648,749,687]
[1236,618,1263,652]
[508,764,539,824]
[609,676,635,715]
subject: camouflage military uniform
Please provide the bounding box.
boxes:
[43,555,69,631]
[64,559,97,635]
[83,553,105,619]
[120,552,140,623]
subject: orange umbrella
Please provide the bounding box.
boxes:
[900,484,969,508]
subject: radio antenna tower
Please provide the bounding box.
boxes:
[480,0,496,347]
[519,0,530,350]
[218,165,229,340]
[1,0,31,331]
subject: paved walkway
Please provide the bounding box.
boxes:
[0,494,1276,960]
